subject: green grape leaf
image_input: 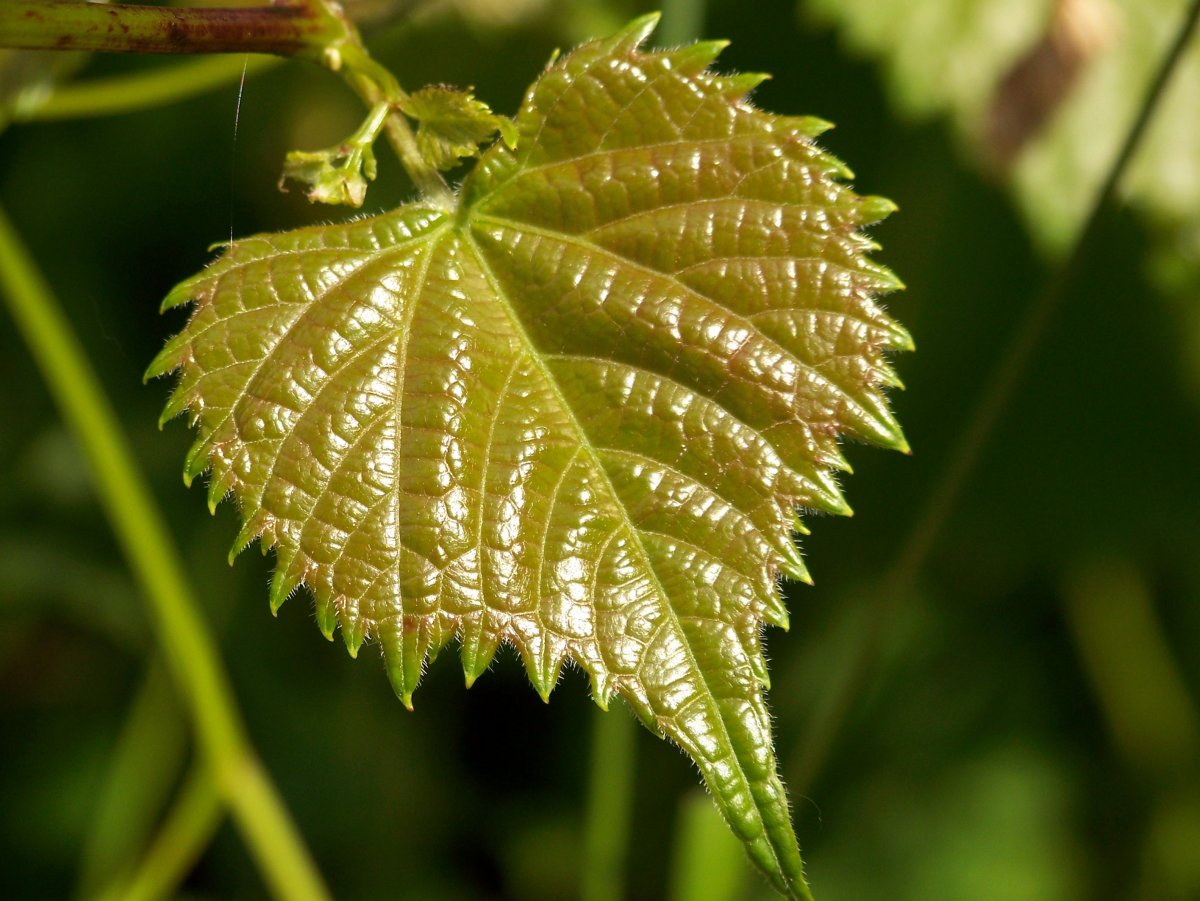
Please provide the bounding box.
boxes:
[148,15,908,898]
[803,0,1200,250]
[400,85,518,171]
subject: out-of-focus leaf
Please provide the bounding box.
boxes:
[803,0,1200,249]
[148,15,908,896]
[0,49,89,129]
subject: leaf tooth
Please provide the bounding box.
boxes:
[858,194,899,225]
[314,593,338,641]
[860,259,907,295]
[523,641,564,704]
[589,670,614,711]
[159,279,200,313]
[776,547,811,591]
[182,439,211,488]
[612,11,661,51]
[157,388,192,429]
[425,616,456,666]
[799,115,835,137]
[379,617,428,712]
[339,607,367,659]
[228,511,266,565]
[144,336,188,383]
[774,530,808,582]
[721,71,772,99]
[883,316,915,352]
[460,617,500,688]
[747,645,771,690]
[850,399,910,454]
[205,469,233,515]
[818,150,855,181]
[830,449,854,475]
[802,469,852,517]
[874,361,906,390]
[621,691,660,734]
[762,588,792,631]
[269,562,302,615]
[671,39,729,73]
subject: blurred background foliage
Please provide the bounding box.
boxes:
[2,0,1199,898]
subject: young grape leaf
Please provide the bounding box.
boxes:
[148,15,909,898]
[399,85,518,171]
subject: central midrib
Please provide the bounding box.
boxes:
[457,222,787,879]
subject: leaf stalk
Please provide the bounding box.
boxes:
[0,0,451,203]
[0,204,331,901]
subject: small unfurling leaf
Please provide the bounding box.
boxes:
[280,142,376,207]
[280,102,388,207]
[400,85,517,171]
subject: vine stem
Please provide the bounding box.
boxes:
[788,0,1200,798]
[0,204,330,901]
[0,1,336,58]
[0,0,448,200]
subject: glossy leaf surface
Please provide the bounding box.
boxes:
[149,16,908,898]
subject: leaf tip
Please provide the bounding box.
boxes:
[159,282,196,314]
[889,320,915,352]
[384,653,419,710]
[228,514,264,566]
[859,194,899,225]
[802,115,835,137]
[764,594,792,631]
[673,39,730,72]
[589,671,613,711]
[461,626,499,687]
[525,650,562,703]
[623,11,662,43]
[315,596,338,641]
[724,72,772,97]
[269,565,299,615]
[380,621,428,707]
[341,614,367,658]
[781,556,812,590]
[156,391,189,430]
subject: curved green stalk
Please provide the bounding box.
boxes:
[0,204,330,901]
[581,706,637,901]
[788,0,1200,799]
[22,55,280,122]
[93,763,224,901]
[76,663,187,898]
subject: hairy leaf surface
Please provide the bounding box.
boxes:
[149,15,908,898]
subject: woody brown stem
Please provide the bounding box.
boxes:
[0,1,342,60]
